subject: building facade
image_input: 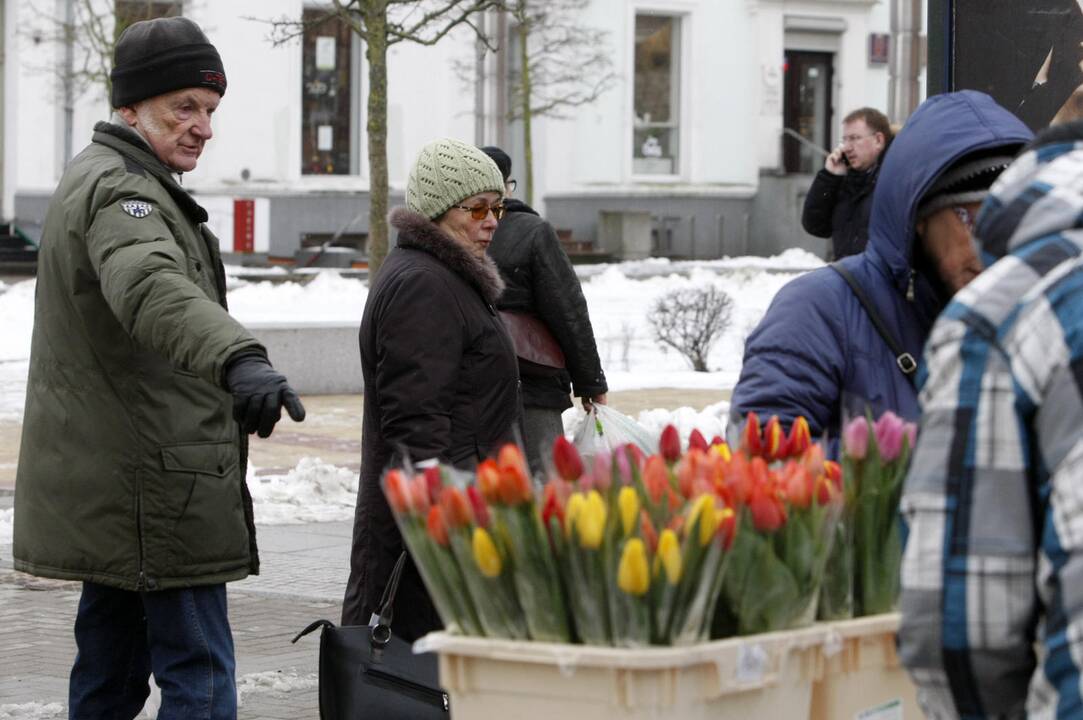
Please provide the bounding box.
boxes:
[4,0,916,262]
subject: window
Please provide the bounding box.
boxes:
[301,9,358,175]
[633,14,681,175]
[115,1,182,38]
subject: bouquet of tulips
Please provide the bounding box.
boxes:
[840,410,917,615]
[711,413,844,636]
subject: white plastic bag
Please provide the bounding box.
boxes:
[572,403,656,460]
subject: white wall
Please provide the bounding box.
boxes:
[7,0,896,212]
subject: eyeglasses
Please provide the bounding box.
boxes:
[454,202,505,220]
[841,134,875,145]
[952,206,976,233]
[506,179,518,193]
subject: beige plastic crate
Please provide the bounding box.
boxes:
[810,614,921,720]
[416,626,827,719]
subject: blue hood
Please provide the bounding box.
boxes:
[867,90,1033,295]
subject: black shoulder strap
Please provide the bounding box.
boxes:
[829,263,917,384]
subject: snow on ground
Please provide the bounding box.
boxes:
[0,251,818,532]
[247,457,358,525]
[0,703,64,720]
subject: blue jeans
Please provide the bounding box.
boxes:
[68,581,237,720]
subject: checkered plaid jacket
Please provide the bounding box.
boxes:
[899,129,1083,718]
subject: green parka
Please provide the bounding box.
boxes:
[13,122,263,591]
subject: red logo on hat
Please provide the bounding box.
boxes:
[201,70,226,88]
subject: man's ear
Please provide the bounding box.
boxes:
[915,217,927,240]
[117,105,138,126]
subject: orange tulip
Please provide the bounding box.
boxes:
[426,506,449,546]
[780,460,812,509]
[439,486,472,528]
[497,444,533,505]
[384,469,409,515]
[749,484,786,533]
[408,475,431,514]
[476,459,501,503]
[643,455,669,505]
[718,507,737,549]
[640,510,659,554]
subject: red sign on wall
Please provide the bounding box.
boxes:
[233,199,255,253]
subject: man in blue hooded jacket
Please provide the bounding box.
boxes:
[731,91,1033,445]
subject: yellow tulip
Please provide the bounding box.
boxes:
[688,494,719,546]
[617,538,650,596]
[472,527,502,577]
[577,490,607,549]
[618,486,639,537]
[565,492,586,538]
[711,442,732,462]
[655,528,682,584]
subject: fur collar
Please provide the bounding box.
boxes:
[390,207,505,304]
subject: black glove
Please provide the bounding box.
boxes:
[224,353,306,438]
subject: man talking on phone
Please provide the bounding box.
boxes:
[801,107,892,260]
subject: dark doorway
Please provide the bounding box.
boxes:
[783,50,834,174]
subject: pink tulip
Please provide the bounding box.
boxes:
[904,422,917,452]
[592,451,613,492]
[874,411,906,462]
[842,417,869,460]
[615,445,634,485]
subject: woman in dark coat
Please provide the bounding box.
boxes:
[342,138,521,640]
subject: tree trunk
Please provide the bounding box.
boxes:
[516,13,534,207]
[364,1,390,279]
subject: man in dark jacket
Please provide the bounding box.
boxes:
[342,138,521,640]
[732,91,1032,449]
[13,18,304,718]
[801,107,892,260]
[481,146,608,474]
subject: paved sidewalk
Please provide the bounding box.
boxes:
[0,388,728,718]
[0,509,350,719]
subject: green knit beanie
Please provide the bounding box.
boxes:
[406,138,505,220]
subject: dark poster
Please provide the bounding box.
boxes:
[946,0,1083,131]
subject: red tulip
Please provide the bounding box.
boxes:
[384,469,409,515]
[687,429,709,452]
[552,435,584,482]
[748,484,786,532]
[423,466,443,504]
[541,481,565,533]
[640,510,659,554]
[466,485,490,528]
[763,415,784,460]
[659,425,681,463]
[710,435,725,448]
[787,416,811,458]
[426,506,449,546]
[740,412,763,456]
[439,486,472,528]
[718,507,737,549]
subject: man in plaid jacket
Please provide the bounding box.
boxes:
[899,121,1083,717]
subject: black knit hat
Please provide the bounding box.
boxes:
[481,146,512,181]
[916,148,1017,221]
[110,17,226,108]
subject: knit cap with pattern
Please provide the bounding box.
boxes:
[406,138,505,219]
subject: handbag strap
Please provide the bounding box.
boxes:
[372,551,409,648]
[829,263,917,384]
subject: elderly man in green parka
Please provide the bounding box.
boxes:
[12,17,305,718]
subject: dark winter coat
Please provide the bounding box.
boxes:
[732,91,1033,448]
[801,164,881,260]
[342,208,521,639]
[14,122,263,591]
[487,199,607,410]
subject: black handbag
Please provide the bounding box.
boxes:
[292,552,450,719]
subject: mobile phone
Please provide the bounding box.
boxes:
[841,153,850,167]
